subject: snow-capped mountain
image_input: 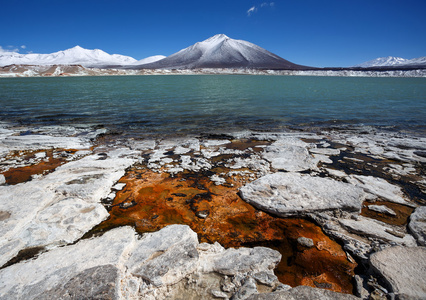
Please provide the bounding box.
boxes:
[0,46,164,67]
[354,56,408,67]
[134,55,166,65]
[403,57,426,66]
[135,34,306,70]
[354,56,426,68]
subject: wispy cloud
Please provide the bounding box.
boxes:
[247,6,257,16]
[0,45,29,55]
[247,2,275,16]
[0,46,19,55]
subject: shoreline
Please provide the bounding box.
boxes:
[0,123,425,299]
[1,65,426,78]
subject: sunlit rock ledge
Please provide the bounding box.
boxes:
[0,123,425,299]
[1,64,426,77]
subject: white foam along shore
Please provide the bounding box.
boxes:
[0,123,425,299]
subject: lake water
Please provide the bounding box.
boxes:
[1,75,425,136]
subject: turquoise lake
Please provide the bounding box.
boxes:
[1,75,425,136]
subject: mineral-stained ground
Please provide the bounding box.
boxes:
[0,125,425,299]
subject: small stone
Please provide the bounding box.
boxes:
[368,205,397,216]
[119,201,136,209]
[252,271,278,287]
[196,210,210,219]
[354,275,369,299]
[221,276,236,293]
[273,283,292,292]
[231,277,257,300]
[112,183,126,191]
[297,237,314,248]
[34,152,47,159]
[212,289,229,299]
[0,174,5,185]
[106,192,116,200]
[369,289,387,300]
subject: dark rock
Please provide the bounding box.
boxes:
[246,285,360,299]
[172,193,187,197]
[35,264,118,300]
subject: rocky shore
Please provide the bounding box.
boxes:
[0,123,425,299]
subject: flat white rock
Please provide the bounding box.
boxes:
[0,148,137,267]
[347,175,414,206]
[240,172,365,217]
[0,224,282,300]
[370,246,426,299]
[339,216,416,246]
[262,138,317,172]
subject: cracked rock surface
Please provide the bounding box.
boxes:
[0,124,425,299]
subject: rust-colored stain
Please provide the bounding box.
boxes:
[361,201,415,226]
[1,149,77,185]
[95,166,356,294]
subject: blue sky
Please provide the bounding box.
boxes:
[1,0,425,67]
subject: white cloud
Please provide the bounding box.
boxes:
[21,45,26,49]
[0,46,19,55]
[247,6,257,16]
[247,2,275,16]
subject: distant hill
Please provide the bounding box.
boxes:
[133,34,308,70]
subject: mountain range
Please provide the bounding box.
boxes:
[354,56,426,68]
[0,34,424,70]
[0,46,165,67]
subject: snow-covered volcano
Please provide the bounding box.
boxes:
[0,46,165,67]
[135,34,306,70]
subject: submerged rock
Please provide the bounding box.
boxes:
[297,237,314,248]
[369,246,426,299]
[239,172,365,217]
